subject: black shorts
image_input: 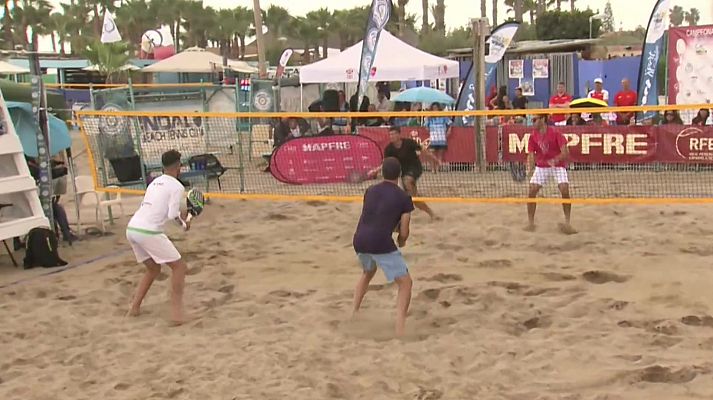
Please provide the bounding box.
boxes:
[429,144,447,150]
[402,168,422,181]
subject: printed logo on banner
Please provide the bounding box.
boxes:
[675,127,713,161]
[138,115,206,164]
[98,103,127,135]
[253,89,273,111]
[346,68,355,79]
[372,0,390,28]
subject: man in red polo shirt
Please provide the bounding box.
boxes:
[548,82,572,125]
[525,114,576,235]
[614,78,637,125]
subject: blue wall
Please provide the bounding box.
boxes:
[506,59,551,106]
[576,57,640,101]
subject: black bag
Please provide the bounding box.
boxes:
[23,227,68,269]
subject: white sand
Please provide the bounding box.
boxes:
[2,198,713,399]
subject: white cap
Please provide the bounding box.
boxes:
[594,78,603,84]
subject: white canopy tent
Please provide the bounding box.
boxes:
[299,30,459,83]
[142,47,258,74]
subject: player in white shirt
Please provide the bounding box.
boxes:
[126,150,191,324]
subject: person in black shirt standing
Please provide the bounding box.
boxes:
[369,127,439,220]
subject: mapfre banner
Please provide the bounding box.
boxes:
[501,125,713,164]
[270,135,383,184]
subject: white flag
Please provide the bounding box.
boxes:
[101,13,122,43]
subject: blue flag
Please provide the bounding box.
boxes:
[356,0,392,103]
[455,22,520,126]
[637,0,669,121]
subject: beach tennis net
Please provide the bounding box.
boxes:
[77,105,713,204]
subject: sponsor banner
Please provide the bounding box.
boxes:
[356,0,392,102]
[137,115,206,164]
[275,48,294,80]
[271,135,383,185]
[358,126,482,164]
[455,22,520,126]
[667,25,713,105]
[636,0,669,121]
[501,125,713,164]
[657,125,713,163]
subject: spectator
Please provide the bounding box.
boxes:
[549,82,573,125]
[273,117,309,147]
[375,91,393,113]
[391,102,413,127]
[588,78,610,104]
[365,104,386,127]
[485,85,498,111]
[566,113,587,126]
[661,110,684,125]
[333,90,350,134]
[489,85,511,110]
[424,103,452,170]
[512,87,528,110]
[376,81,391,99]
[692,109,710,126]
[614,78,637,125]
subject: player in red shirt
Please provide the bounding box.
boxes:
[525,114,576,234]
[548,82,572,124]
[614,78,637,125]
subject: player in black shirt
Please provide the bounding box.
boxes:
[369,127,439,220]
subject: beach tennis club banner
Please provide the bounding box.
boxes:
[501,125,713,164]
[667,25,713,105]
[270,135,383,185]
[356,0,392,102]
[636,0,669,121]
[456,21,520,126]
[137,116,206,164]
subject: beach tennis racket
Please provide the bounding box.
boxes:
[186,188,205,221]
[509,163,527,183]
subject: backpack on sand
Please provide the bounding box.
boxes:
[23,227,68,269]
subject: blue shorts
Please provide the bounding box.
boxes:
[357,251,409,282]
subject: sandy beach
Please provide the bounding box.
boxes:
[2,193,713,399]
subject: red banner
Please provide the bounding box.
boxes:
[502,125,713,164]
[667,25,713,105]
[359,126,482,163]
[271,135,383,184]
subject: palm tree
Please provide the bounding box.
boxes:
[116,0,158,47]
[232,6,253,59]
[480,0,487,20]
[685,8,700,26]
[670,5,685,27]
[289,16,319,64]
[264,5,291,37]
[86,0,116,38]
[421,0,429,32]
[505,0,525,22]
[332,9,352,50]
[49,12,71,55]
[252,0,267,77]
[61,0,93,55]
[83,40,132,83]
[570,0,575,13]
[2,0,13,48]
[397,0,408,36]
[306,8,332,59]
[432,0,445,33]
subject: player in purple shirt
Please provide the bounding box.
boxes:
[353,157,415,336]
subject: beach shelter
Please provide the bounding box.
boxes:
[6,101,72,157]
[142,47,258,74]
[299,30,459,83]
[0,60,29,75]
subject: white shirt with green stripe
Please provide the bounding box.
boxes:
[127,175,184,235]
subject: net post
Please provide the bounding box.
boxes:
[472,18,489,172]
[29,49,54,231]
[127,77,148,192]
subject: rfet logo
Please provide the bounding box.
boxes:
[346,68,355,80]
[370,66,377,77]
[675,127,713,161]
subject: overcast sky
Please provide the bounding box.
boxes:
[213,0,712,31]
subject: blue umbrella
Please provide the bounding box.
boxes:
[392,86,455,105]
[6,101,72,157]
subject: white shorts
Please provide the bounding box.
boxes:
[126,228,181,264]
[530,167,569,186]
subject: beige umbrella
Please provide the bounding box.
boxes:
[83,63,141,72]
[0,60,30,74]
[141,47,257,74]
